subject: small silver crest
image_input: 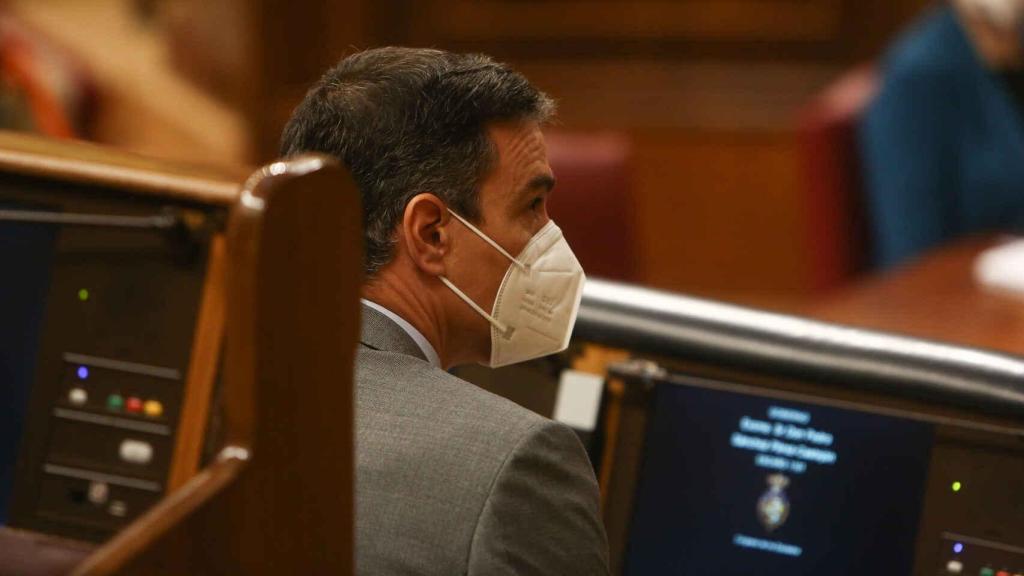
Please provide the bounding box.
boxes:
[757,473,791,532]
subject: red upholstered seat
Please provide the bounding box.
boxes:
[545,131,638,282]
[796,65,879,293]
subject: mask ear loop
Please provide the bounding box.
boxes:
[446,209,529,272]
[438,276,513,338]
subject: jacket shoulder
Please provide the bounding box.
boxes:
[356,348,547,438]
[468,414,610,574]
[355,348,576,573]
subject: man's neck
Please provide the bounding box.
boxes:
[362,272,455,368]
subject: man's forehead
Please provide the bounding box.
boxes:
[489,119,544,150]
[486,121,553,190]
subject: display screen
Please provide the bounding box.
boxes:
[0,214,57,523]
[624,378,934,575]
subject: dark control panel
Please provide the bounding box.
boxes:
[0,173,220,542]
[920,442,1024,576]
[611,365,1024,576]
[934,534,1024,575]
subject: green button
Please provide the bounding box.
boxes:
[981,568,995,576]
[106,394,124,411]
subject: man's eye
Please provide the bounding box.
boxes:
[530,197,543,211]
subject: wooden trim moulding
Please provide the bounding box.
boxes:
[166,234,228,490]
[412,0,843,43]
[0,131,247,205]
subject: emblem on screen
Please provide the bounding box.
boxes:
[756,473,791,532]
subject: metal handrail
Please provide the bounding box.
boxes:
[576,278,1024,418]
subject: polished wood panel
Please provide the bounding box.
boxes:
[598,375,653,576]
[808,236,1024,355]
[376,0,934,61]
[571,344,630,507]
[523,61,839,132]
[398,0,843,43]
[628,130,809,302]
[166,234,227,491]
[0,131,245,205]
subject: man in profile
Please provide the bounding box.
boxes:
[281,47,609,574]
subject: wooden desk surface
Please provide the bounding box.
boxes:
[0,528,92,576]
[807,236,1024,356]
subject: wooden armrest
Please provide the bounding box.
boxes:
[71,448,247,576]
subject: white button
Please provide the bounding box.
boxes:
[87,481,108,504]
[108,500,127,517]
[118,439,153,464]
[946,560,963,574]
[68,388,88,406]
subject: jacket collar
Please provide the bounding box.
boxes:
[359,302,429,362]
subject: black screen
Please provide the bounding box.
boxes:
[625,378,934,575]
[0,215,57,523]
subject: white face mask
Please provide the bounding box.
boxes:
[439,209,586,368]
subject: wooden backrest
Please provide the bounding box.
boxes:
[71,155,362,575]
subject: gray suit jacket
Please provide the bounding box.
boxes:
[356,304,610,575]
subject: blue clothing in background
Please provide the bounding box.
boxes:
[860,6,1024,268]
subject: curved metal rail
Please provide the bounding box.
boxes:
[576,278,1024,419]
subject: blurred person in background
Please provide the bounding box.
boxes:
[860,0,1024,268]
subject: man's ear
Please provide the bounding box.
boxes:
[401,193,450,276]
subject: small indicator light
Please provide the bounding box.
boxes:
[981,568,995,576]
[997,571,1010,576]
[952,481,962,492]
[77,289,89,302]
[143,400,163,418]
[125,397,143,413]
[76,366,89,380]
[953,542,964,554]
[106,394,124,412]
[945,560,963,574]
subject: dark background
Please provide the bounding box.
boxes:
[625,380,934,575]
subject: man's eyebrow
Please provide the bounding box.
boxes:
[523,174,556,195]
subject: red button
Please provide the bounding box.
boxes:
[125,397,143,413]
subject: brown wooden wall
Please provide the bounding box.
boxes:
[19,0,936,304]
[333,0,930,304]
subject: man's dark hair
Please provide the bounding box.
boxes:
[280,47,555,277]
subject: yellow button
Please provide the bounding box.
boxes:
[143,400,163,418]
